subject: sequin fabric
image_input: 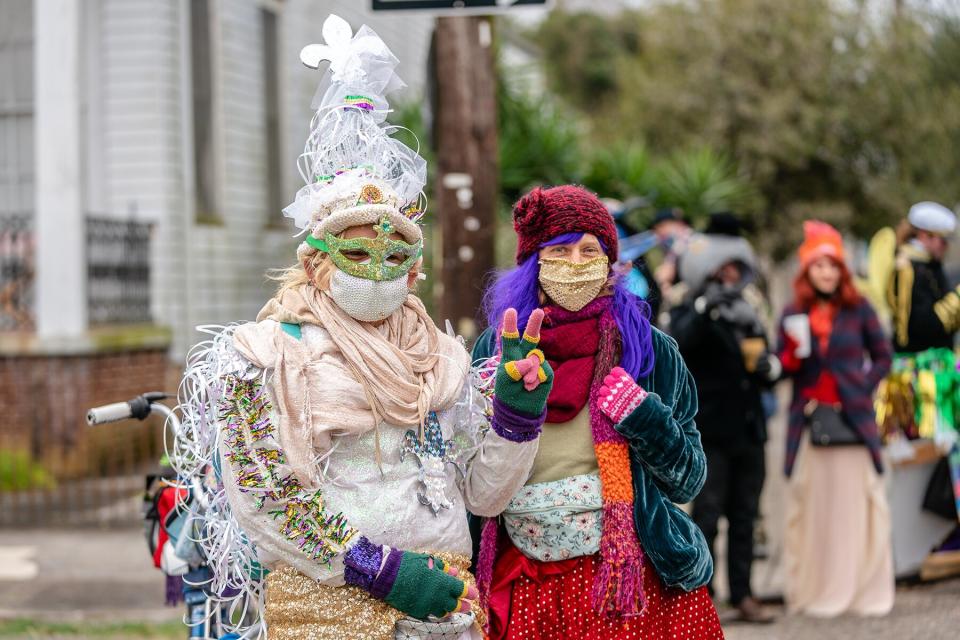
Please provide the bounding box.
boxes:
[400,412,462,516]
[328,269,412,322]
[265,553,484,640]
[344,536,384,591]
[219,376,358,565]
[537,257,610,312]
[318,411,479,562]
[394,613,479,639]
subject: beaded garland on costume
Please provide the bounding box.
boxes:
[400,411,462,516]
[220,376,358,565]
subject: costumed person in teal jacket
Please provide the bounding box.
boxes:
[472,185,722,639]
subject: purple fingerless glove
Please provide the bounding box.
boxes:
[344,541,465,619]
[491,396,545,443]
[370,548,403,599]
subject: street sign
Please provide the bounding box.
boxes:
[372,0,551,14]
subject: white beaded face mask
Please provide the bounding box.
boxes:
[538,256,609,311]
[329,269,409,322]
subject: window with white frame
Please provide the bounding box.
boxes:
[0,0,35,331]
[0,0,34,217]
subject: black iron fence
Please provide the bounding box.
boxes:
[86,216,152,325]
[0,215,153,331]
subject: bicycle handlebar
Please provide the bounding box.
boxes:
[86,402,135,425]
[86,392,171,426]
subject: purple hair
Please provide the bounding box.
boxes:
[482,232,655,379]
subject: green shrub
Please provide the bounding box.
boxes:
[654,148,758,225]
[498,84,583,205]
[581,142,656,202]
[0,450,56,491]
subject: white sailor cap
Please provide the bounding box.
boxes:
[908,201,957,236]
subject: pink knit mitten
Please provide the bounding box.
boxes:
[598,366,648,424]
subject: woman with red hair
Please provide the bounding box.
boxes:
[777,221,894,617]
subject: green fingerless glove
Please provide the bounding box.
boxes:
[379,550,467,620]
[494,309,554,417]
[345,538,468,620]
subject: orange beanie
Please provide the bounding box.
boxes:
[798,220,844,270]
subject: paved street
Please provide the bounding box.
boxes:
[1,527,958,638]
[723,578,960,640]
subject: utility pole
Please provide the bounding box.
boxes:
[433,16,498,341]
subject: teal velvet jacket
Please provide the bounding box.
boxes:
[473,326,713,591]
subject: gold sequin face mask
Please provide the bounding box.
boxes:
[538,256,609,311]
[306,215,422,281]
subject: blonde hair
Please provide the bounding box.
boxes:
[269,250,423,296]
[270,252,338,296]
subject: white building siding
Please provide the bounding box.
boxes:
[0,0,35,215]
[95,0,192,354]
[99,0,183,219]
[183,1,297,348]
[18,0,434,356]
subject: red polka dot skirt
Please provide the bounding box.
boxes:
[488,543,723,640]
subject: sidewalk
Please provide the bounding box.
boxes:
[0,528,179,625]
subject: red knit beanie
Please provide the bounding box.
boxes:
[513,185,619,264]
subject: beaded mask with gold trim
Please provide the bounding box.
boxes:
[307,215,422,281]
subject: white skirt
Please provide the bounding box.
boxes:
[784,435,895,617]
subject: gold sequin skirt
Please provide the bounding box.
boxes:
[264,552,485,640]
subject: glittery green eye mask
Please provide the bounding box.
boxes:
[306,217,422,281]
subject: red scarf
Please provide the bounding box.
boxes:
[539,298,606,423]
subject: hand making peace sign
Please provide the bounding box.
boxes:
[493,308,555,417]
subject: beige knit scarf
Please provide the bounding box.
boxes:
[233,284,468,481]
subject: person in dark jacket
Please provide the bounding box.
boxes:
[888,201,959,353]
[669,232,779,624]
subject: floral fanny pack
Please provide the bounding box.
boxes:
[503,472,603,562]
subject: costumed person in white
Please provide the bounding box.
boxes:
[172,16,551,640]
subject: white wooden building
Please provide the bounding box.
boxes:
[0,1,439,526]
[0,0,433,359]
